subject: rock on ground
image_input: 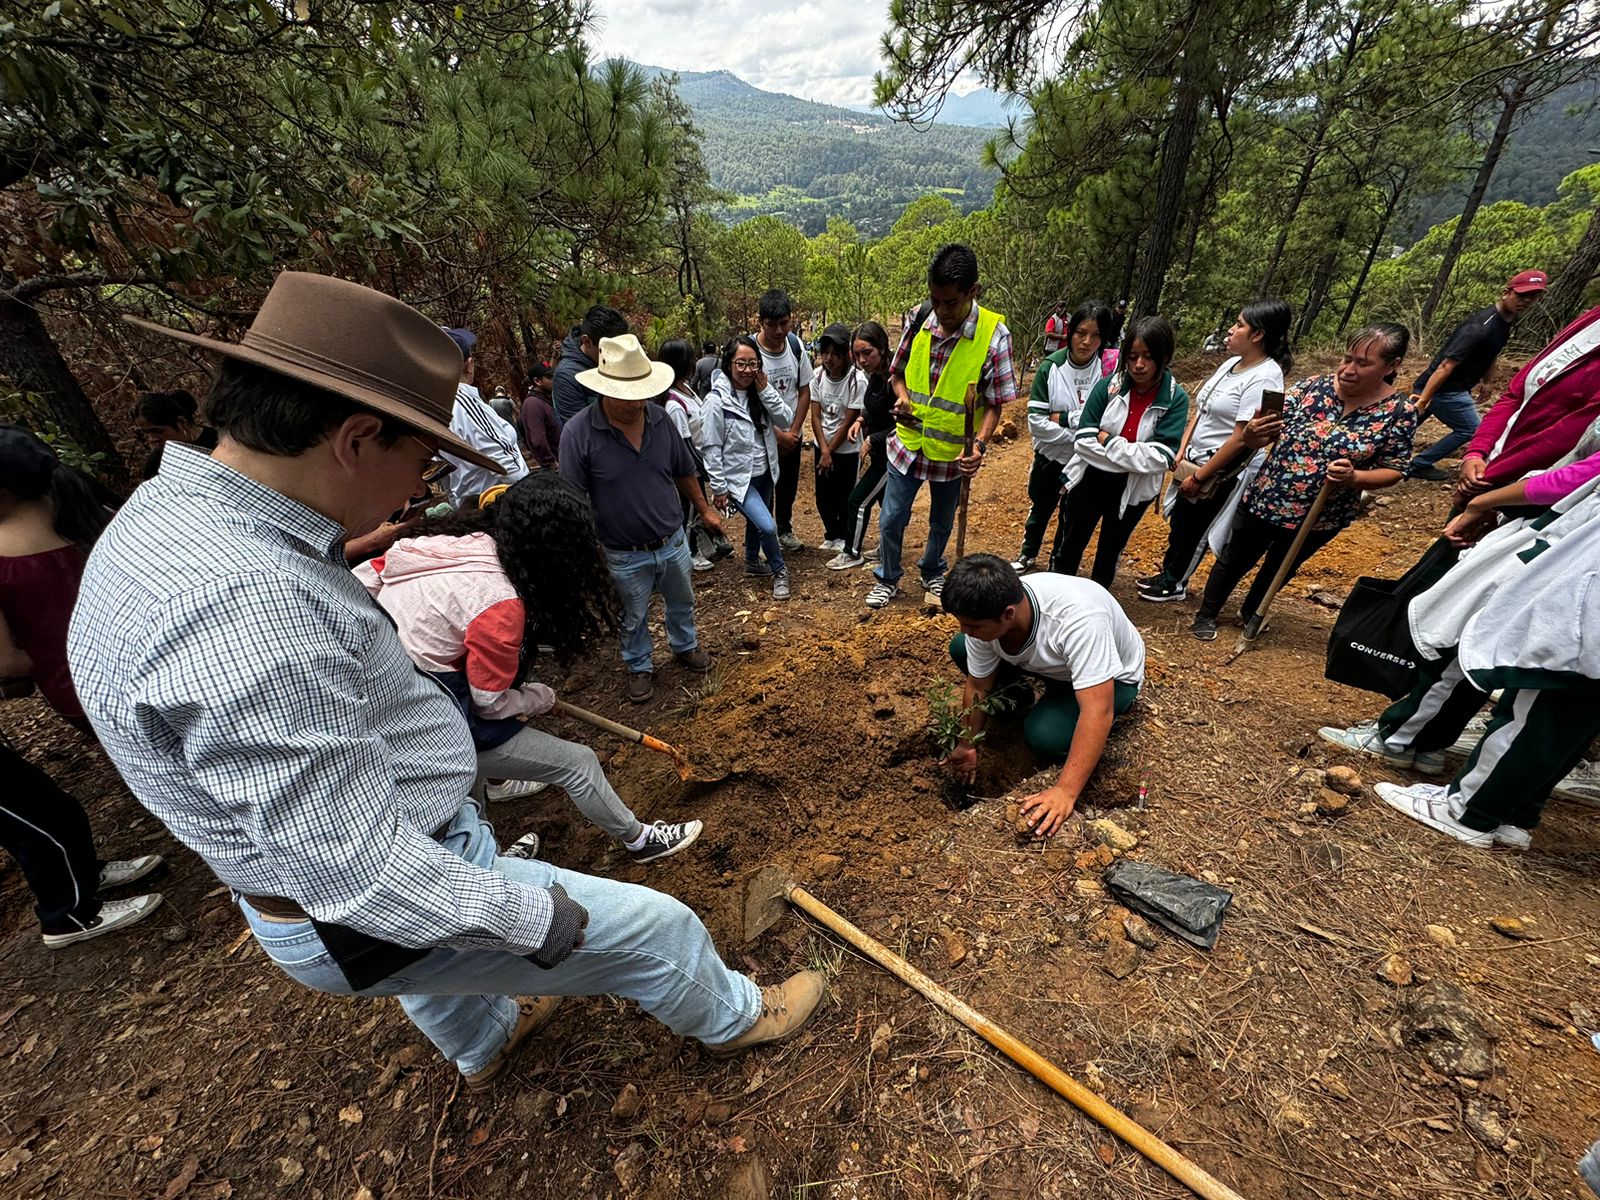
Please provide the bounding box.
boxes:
[1403,980,1495,1079]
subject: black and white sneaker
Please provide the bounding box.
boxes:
[1009,556,1035,573]
[628,820,704,864]
[921,576,945,600]
[42,894,164,948]
[99,854,163,890]
[1138,580,1187,603]
[1191,615,1218,641]
[503,832,542,861]
[1135,573,1165,591]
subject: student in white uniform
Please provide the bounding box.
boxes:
[1138,299,1290,602]
[941,554,1144,837]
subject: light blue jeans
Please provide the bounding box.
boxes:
[237,802,761,1076]
[605,527,699,674]
[733,472,786,573]
[873,465,962,587]
[1410,388,1480,469]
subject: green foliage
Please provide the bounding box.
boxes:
[0,391,104,472]
[926,681,1018,758]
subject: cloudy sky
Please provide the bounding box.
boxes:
[586,0,894,107]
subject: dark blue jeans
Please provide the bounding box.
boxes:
[873,465,961,587]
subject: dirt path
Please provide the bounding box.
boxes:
[4,362,1597,1200]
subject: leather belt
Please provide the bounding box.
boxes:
[605,531,675,553]
[242,893,309,920]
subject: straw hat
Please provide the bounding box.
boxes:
[124,272,501,471]
[575,334,674,401]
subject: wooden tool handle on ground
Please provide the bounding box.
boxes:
[785,884,1247,1200]
[551,698,676,757]
[955,381,977,561]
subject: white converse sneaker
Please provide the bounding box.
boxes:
[99,854,163,890]
[1318,721,1414,768]
[627,819,703,864]
[1493,825,1532,850]
[691,553,715,572]
[1553,759,1600,806]
[826,551,865,571]
[42,894,165,948]
[485,779,549,802]
[1373,782,1493,848]
[865,581,900,609]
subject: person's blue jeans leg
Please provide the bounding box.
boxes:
[734,474,786,574]
[1410,389,1480,469]
[605,546,657,673]
[873,465,921,587]
[654,529,700,655]
[238,803,763,1076]
[918,477,963,582]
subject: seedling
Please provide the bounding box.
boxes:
[926,680,1017,759]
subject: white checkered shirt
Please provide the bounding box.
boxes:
[67,444,555,952]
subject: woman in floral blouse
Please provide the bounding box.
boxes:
[1191,323,1417,640]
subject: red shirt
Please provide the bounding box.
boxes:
[1120,386,1158,441]
[0,545,87,722]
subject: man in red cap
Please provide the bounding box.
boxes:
[1405,269,1547,481]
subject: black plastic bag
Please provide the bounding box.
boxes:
[1103,859,1233,950]
[1325,538,1456,699]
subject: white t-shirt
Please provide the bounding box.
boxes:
[757,336,814,421]
[811,367,866,454]
[1185,356,1283,464]
[964,574,1145,690]
[663,386,704,447]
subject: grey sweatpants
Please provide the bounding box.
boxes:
[475,725,641,843]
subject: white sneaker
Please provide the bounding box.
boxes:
[1553,759,1600,806]
[99,854,163,890]
[778,532,803,551]
[1318,721,1414,768]
[1493,825,1532,850]
[865,581,900,609]
[691,553,714,572]
[826,551,865,571]
[1010,556,1036,573]
[503,831,541,860]
[485,779,549,802]
[1445,713,1492,760]
[772,570,791,600]
[863,547,880,562]
[1373,782,1493,848]
[921,576,945,600]
[818,538,844,552]
[42,894,165,948]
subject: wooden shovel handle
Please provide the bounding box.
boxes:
[551,698,679,759]
[786,884,1248,1200]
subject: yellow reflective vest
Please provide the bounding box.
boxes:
[898,304,1004,462]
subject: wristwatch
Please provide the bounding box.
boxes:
[974,438,988,455]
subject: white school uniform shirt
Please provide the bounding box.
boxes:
[963,574,1146,690]
[811,366,866,454]
[1028,352,1105,466]
[1184,357,1283,464]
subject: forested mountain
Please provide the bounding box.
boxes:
[635,65,998,236]
[852,88,1022,128]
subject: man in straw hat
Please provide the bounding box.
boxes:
[560,333,725,705]
[68,273,822,1089]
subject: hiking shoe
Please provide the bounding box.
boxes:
[675,647,713,672]
[1138,580,1187,603]
[826,552,865,571]
[1554,759,1600,805]
[865,581,900,609]
[1493,825,1532,850]
[503,831,541,860]
[706,970,826,1057]
[628,819,703,864]
[1190,615,1218,641]
[691,553,714,572]
[625,672,655,705]
[819,538,844,552]
[1408,464,1450,482]
[42,894,164,948]
[744,561,774,577]
[772,570,791,600]
[463,996,564,1091]
[1318,721,1414,769]
[921,575,945,600]
[1010,556,1036,573]
[99,854,163,891]
[778,532,804,551]
[1373,782,1492,848]
[486,779,550,802]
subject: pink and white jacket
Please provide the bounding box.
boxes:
[353,533,553,748]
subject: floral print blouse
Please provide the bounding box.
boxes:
[1243,374,1417,533]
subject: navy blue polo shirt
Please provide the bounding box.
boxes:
[559,400,696,549]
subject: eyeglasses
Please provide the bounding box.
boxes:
[731,360,760,370]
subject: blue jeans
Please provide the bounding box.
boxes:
[1410,388,1479,469]
[237,803,761,1075]
[733,472,786,574]
[605,528,699,674]
[874,465,961,587]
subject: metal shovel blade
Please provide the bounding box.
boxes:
[742,866,795,942]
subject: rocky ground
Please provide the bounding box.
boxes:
[4,354,1598,1200]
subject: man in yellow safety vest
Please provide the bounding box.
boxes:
[865,244,1018,609]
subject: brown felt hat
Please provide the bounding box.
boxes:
[124,272,502,472]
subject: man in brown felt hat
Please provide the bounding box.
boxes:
[68,272,823,1090]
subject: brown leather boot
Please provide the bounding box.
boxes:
[463,996,564,1090]
[706,971,826,1058]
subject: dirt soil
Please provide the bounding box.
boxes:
[5,353,1598,1200]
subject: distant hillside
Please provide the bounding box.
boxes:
[1408,75,1600,240]
[637,66,999,236]
[853,87,1023,129]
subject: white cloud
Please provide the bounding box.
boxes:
[586,0,891,107]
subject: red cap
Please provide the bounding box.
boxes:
[1506,269,1548,294]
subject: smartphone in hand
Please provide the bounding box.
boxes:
[1258,390,1286,419]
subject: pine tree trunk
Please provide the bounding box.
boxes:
[1260,150,1320,296]
[1133,76,1205,320]
[1297,218,1348,340]
[0,277,127,490]
[1119,241,1138,302]
[1338,169,1408,336]
[1541,203,1600,328]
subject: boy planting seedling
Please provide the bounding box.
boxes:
[941,555,1145,836]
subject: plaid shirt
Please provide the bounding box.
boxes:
[67,444,556,953]
[888,304,1017,482]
